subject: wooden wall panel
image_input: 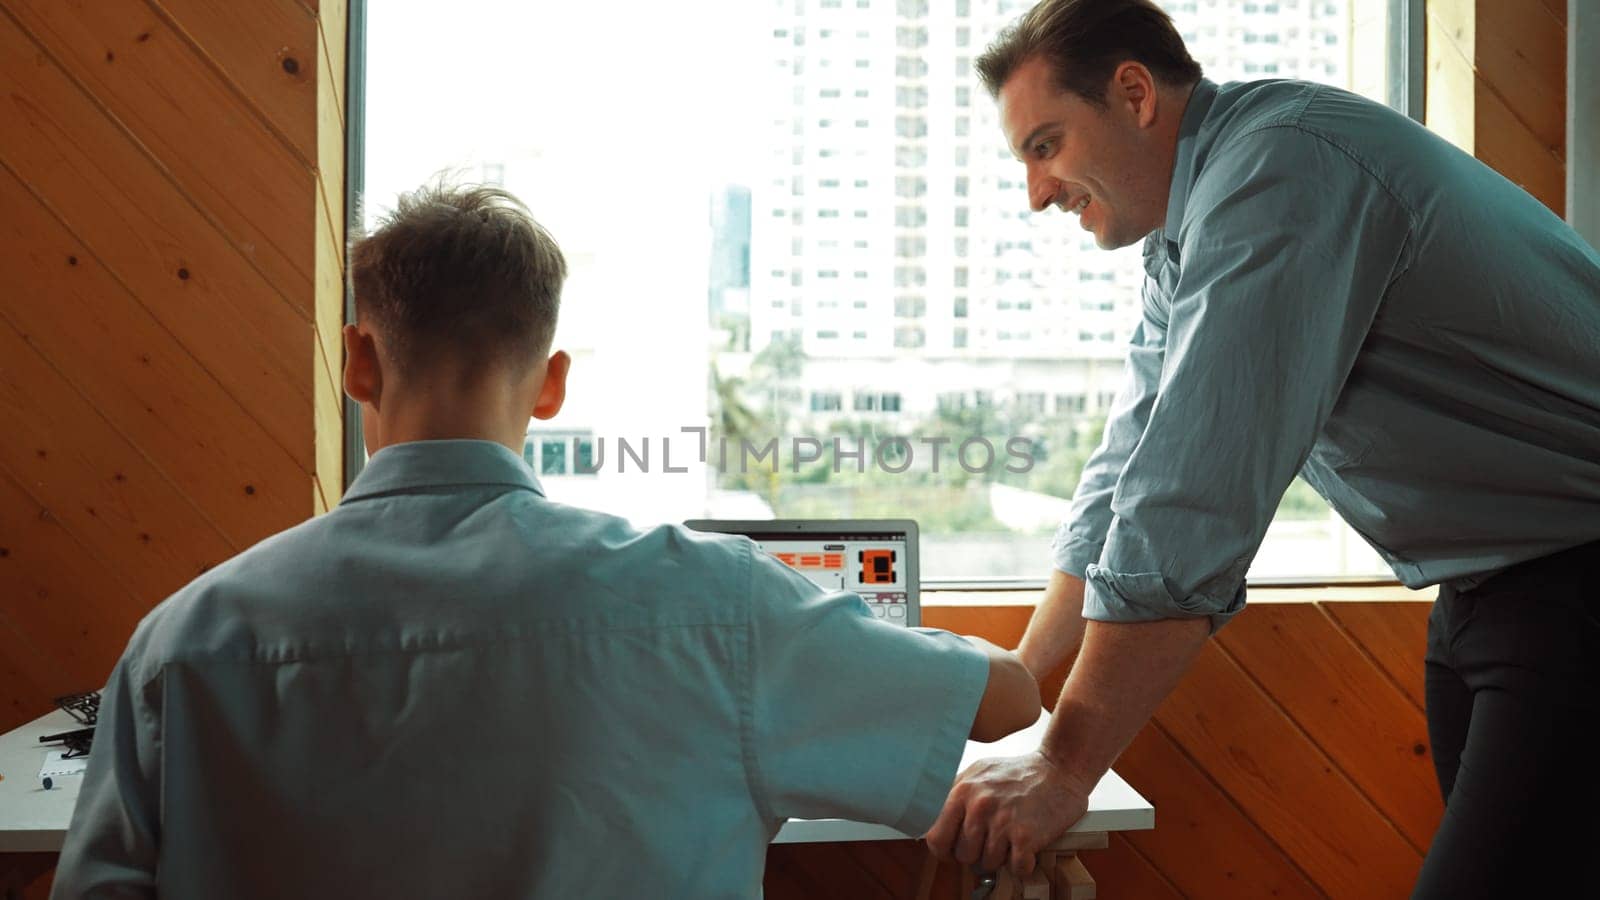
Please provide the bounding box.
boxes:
[1427,0,1568,214]
[0,18,314,472]
[1322,601,1430,711]
[6,0,317,305]
[150,0,321,165]
[0,470,144,696]
[0,0,345,732]
[768,598,1439,898]
[1215,605,1440,853]
[0,170,307,545]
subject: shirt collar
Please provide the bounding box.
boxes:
[1162,78,1219,239]
[341,439,545,504]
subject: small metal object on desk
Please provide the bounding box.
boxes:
[971,869,998,899]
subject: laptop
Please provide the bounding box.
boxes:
[683,519,920,627]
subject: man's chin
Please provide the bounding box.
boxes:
[1094,223,1155,251]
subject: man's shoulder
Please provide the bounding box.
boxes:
[119,513,340,671]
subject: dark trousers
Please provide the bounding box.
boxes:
[1413,540,1600,899]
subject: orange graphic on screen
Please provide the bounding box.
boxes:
[859,549,897,584]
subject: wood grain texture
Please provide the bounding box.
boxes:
[1424,0,1568,215]
[0,467,145,700]
[0,168,308,546]
[1075,835,1184,900]
[1154,638,1423,897]
[1113,721,1323,899]
[151,0,320,164]
[1475,0,1566,151]
[0,0,343,745]
[0,16,316,470]
[1216,605,1442,854]
[1323,601,1430,711]
[1476,79,1566,214]
[6,0,317,305]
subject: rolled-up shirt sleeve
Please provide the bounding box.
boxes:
[1085,126,1413,631]
[1051,280,1168,578]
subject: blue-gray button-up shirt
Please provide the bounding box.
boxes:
[1052,79,1600,629]
[54,440,987,899]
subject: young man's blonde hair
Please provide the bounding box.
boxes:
[350,181,566,376]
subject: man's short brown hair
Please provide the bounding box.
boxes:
[975,0,1203,106]
[349,181,566,376]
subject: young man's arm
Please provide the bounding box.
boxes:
[51,656,161,899]
[1014,570,1088,681]
[964,636,1041,742]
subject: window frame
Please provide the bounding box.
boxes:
[345,0,1428,590]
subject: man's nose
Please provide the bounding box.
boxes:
[1027,172,1056,213]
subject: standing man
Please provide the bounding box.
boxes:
[924,1,1600,896]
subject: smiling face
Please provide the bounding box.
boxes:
[998,55,1181,250]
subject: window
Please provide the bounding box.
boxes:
[810,391,843,412]
[894,296,927,317]
[541,440,566,475]
[893,325,926,349]
[522,432,598,477]
[364,0,1408,582]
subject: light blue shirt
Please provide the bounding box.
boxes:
[54,440,987,899]
[1053,79,1600,629]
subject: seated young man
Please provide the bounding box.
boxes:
[52,183,1041,899]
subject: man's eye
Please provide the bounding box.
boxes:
[1034,141,1053,158]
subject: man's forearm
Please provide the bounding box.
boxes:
[1016,570,1089,680]
[1039,616,1210,792]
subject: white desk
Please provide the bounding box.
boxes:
[774,710,1153,843]
[0,709,86,853]
[2,708,1155,893]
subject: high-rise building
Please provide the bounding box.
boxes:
[744,0,1355,424]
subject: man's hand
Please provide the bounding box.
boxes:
[923,751,1092,876]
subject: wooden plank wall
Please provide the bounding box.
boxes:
[1428,0,1568,213]
[0,0,347,740]
[766,599,1440,899]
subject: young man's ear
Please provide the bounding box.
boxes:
[531,350,570,421]
[1113,62,1159,129]
[343,324,383,409]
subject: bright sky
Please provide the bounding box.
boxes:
[363,0,771,223]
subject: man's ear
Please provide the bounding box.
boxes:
[343,324,383,409]
[531,350,570,421]
[1113,62,1158,129]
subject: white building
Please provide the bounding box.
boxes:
[744,0,1356,424]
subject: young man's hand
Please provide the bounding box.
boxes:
[923,750,1092,875]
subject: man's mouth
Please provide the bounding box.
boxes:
[1057,193,1091,215]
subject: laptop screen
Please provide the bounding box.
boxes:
[684,520,918,626]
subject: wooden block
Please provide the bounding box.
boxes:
[1046,832,1108,852]
[1054,854,1095,900]
[1020,867,1050,899]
